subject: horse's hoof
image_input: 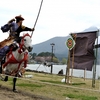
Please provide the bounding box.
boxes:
[13,89,18,93]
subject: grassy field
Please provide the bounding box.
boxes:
[0,71,100,100]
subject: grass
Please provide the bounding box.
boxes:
[17,83,44,88]
[40,80,64,84]
[72,82,86,85]
[0,72,100,100]
[64,94,98,100]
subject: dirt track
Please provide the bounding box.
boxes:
[0,85,54,100]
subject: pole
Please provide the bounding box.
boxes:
[51,45,53,74]
[92,30,99,87]
[71,51,74,83]
[65,49,70,84]
[84,68,86,81]
[31,0,43,37]
[50,43,55,74]
[71,35,76,83]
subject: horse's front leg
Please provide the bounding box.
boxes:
[13,77,17,92]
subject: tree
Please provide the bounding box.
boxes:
[61,58,67,64]
[30,53,37,59]
[53,57,59,63]
[38,52,55,57]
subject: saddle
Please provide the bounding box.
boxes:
[0,37,14,60]
[0,38,14,49]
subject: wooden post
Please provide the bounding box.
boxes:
[92,31,99,87]
[84,68,86,81]
[65,49,70,84]
[71,55,74,84]
[71,34,76,84]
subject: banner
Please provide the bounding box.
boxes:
[69,31,97,71]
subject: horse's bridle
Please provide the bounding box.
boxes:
[18,33,31,54]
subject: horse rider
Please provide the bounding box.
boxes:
[8,15,34,40]
[0,15,34,55]
[0,15,34,72]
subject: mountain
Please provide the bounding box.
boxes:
[83,26,99,32]
[32,36,69,59]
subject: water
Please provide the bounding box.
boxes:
[26,64,100,79]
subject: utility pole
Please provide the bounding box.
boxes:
[50,43,55,74]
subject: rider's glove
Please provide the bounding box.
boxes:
[31,28,35,31]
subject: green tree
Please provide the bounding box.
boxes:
[53,57,59,63]
[38,52,55,57]
[61,58,67,64]
[30,53,37,59]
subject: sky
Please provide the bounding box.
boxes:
[0,0,100,44]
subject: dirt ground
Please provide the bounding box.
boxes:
[0,85,54,100]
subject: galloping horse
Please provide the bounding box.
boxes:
[1,33,33,92]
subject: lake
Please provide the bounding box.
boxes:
[26,64,100,79]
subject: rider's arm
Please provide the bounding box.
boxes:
[21,25,34,31]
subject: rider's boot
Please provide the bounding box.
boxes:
[9,42,19,51]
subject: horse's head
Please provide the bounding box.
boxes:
[21,33,33,52]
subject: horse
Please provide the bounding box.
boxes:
[1,33,33,92]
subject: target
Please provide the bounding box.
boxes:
[66,36,75,50]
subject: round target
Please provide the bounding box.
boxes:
[66,37,75,50]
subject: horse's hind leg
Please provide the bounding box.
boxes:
[0,56,6,74]
[0,57,4,73]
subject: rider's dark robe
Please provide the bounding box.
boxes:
[9,25,32,38]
